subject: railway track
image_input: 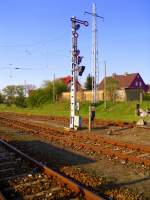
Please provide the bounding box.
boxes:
[0,114,150,168]
[0,112,134,128]
[0,139,104,200]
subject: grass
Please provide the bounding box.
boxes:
[0,102,70,116]
[0,100,150,122]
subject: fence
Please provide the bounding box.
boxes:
[62,89,143,102]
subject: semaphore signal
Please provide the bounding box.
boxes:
[70,16,88,130]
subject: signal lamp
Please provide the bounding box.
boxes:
[75,24,80,30]
[75,49,80,56]
[78,66,85,76]
[77,56,83,65]
[84,21,89,26]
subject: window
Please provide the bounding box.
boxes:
[135,81,138,86]
[139,82,142,87]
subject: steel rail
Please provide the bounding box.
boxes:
[0,112,135,128]
[0,139,104,200]
[0,115,149,154]
[0,115,150,166]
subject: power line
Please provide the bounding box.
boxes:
[0,66,47,71]
[0,33,67,48]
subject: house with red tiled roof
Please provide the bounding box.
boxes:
[99,73,148,92]
[99,73,148,101]
[61,73,148,102]
[60,75,81,91]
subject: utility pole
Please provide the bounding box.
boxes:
[85,3,104,104]
[70,16,88,129]
[24,80,27,97]
[104,61,107,109]
[53,73,55,103]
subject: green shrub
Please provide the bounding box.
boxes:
[0,93,4,104]
[15,96,27,107]
[143,93,150,101]
[27,88,53,107]
[27,79,67,107]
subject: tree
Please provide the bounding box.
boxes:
[27,88,52,107]
[106,77,119,102]
[15,85,24,97]
[43,79,67,100]
[2,85,26,107]
[26,84,36,96]
[0,92,4,104]
[54,80,67,99]
[27,79,67,107]
[15,85,27,107]
[85,74,92,90]
[2,85,16,105]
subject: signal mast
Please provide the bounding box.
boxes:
[70,17,88,130]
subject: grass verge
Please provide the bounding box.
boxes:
[0,101,150,122]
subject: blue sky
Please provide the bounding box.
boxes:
[0,0,149,89]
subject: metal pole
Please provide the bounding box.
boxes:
[85,3,104,105]
[53,73,55,103]
[104,62,107,109]
[92,3,97,104]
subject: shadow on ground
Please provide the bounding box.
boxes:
[0,139,96,199]
[9,140,95,169]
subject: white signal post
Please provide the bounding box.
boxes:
[70,17,88,129]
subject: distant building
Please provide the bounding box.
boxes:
[98,73,148,101]
[99,73,148,92]
[60,75,81,91]
[146,84,150,93]
[61,73,148,102]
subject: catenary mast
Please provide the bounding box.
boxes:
[85,3,104,104]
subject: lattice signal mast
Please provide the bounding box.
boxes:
[85,3,104,104]
[70,17,88,129]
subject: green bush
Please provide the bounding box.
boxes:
[27,79,67,107]
[143,93,150,101]
[0,93,4,104]
[1,80,67,108]
[27,88,53,107]
[15,96,27,107]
